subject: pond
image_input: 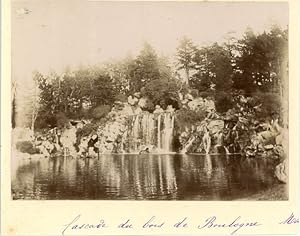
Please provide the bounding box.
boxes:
[11,154,279,200]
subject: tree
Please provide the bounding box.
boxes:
[129,42,160,92]
[233,26,288,95]
[11,79,17,128]
[141,78,181,110]
[90,73,116,107]
[176,36,198,85]
[191,43,233,93]
[104,56,135,96]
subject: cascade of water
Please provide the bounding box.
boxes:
[126,112,175,153]
[161,113,175,152]
[223,146,230,155]
[133,115,140,152]
[202,130,211,154]
[157,114,161,150]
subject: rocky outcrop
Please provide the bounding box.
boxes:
[96,102,135,153]
[60,125,77,155]
[275,159,288,183]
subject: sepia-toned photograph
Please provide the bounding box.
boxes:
[11,1,289,201]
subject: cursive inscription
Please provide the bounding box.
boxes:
[198,216,261,235]
[279,213,299,224]
[62,214,107,235]
[61,213,300,235]
[174,217,188,228]
[118,219,133,228]
[143,216,165,228]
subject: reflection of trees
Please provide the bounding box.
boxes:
[12,161,42,199]
[12,154,277,200]
[90,154,178,199]
[203,154,212,179]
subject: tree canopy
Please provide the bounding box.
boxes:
[24,25,288,130]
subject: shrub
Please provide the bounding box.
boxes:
[252,92,281,119]
[189,89,199,98]
[56,112,69,128]
[76,123,98,138]
[214,91,233,113]
[114,93,127,102]
[175,107,206,129]
[91,105,111,120]
[35,111,57,129]
[141,78,181,110]
[199,90,213,99]
[16,141,39,154]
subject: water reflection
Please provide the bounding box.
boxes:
[11,154,277,200]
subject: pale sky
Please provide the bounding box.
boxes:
[11,0,288,82]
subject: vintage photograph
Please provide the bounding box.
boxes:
[11,1,289,200]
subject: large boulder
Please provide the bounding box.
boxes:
[12,127,34,143]
[60,125,77,154]
[275,129,288,150]
[187,98,204,111]
[185,93,194,101]
[275,159,288,183]
[207,120,224,135]
[138,97,148,109]
[153,105,164,114]
[128,95,139,106]
[204,99,215,112]
[166,105,175,112]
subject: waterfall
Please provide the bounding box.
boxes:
[157,114,161,150]
[127,112,175,153]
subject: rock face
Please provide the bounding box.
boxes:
[15,92,287,184]
[275,159,288,183]
[96,102,135,153]
[12,127,34,144]
[95,102,176,154]
[178,120,225,154]
[207,120,224,135]
[185,96,215,113]
[60,125,77,155]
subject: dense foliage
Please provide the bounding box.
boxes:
[27,25,287,130]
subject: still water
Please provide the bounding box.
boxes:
[11,154,278,200]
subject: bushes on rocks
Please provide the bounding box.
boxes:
[175,107,206,129]
[141,78,181,110]
[16,141,39,154]
[92,105,111,120]
[214,91,234,113]
[252,92,282,120]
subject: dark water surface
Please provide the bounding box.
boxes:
[11,154,278,200]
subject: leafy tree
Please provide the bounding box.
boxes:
[129,42,160,92]
[175,107,206,129]
[141,78,181,110]
[176,36,198,85]
[104,56,135,96]
[214,91,233,113]
[191,43,233,93]
[233,26,288,95]
[11,79,17,128]
[90,73,116,107]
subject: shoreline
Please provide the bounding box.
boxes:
[238,183,288,201]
